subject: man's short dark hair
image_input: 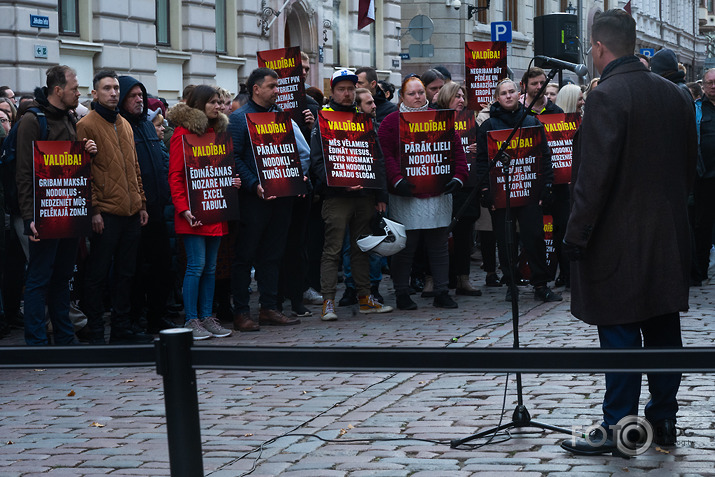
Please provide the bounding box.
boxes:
[592,9,636,59]
[0,86,12,98]
[434,65,452,81]
[93,69,118,89]
[46,65,75,92]
[246,68,278,97]
[420,69,445,87]
[521,67,546,86]
[355,67,378,84]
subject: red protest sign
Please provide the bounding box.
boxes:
[487,126,544,208]
[399,110,455,195]
[246,111,306,198]
[318,110,381,189]
[455,109,479,186]
[539,113,581,185]
[465,42,507,111]
[182,131,239,224]
[33,141,91,239]
[256,46,307,126]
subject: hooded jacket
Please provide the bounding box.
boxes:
[118,76,170,220]
[16,87,78,221]
[77,102,146,217]
[167,102,229,236]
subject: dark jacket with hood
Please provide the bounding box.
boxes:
[309,99,388,202]
[476,101,553,194]
[16,86,78,221]
[118,75,170,221]
[374,87,397,127]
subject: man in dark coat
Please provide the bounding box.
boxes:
[118,75,174,334]
[355,66,397,127]
[561,10,697,456]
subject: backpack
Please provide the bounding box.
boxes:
[0,107,48,164]
[0,107,48,215]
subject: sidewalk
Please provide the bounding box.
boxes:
[0,266,714,476]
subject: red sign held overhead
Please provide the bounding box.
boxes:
[465,41,507,111]
[318,110,381,189]
[256,47,308,127]
[181,131,239,224]
[487,126,544,209]
[399,110,456,195]
[246,111,306,198]
[538,113,581,185]
[33,140,91,239]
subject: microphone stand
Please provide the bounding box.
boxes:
[449,67,573,448]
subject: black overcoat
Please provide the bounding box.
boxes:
[565,59,697,326]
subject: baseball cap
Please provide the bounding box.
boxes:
[331,69,358,88]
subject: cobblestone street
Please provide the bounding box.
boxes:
[1,266,714,476]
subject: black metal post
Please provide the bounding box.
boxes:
[156,329,204,477]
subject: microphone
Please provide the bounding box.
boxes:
[535,55,589,77]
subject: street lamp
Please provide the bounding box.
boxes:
[565,1,577,15]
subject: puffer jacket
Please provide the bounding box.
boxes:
[77,105,146,217]
[166,102,229,236]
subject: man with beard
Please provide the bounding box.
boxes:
[16,65,97,345]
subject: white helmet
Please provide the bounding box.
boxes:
[357,217,407,257]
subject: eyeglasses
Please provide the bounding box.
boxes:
[704,81,715,87]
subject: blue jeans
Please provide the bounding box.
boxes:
[24,238,79,345]
[182,235,221,322]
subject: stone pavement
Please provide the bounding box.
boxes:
[1,265,715,476]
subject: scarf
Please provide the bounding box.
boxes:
[400,101,429,113]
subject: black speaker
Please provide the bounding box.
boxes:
[534,14,579,66]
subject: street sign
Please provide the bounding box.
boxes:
[409,44,434,58]
[399,53,411,60]
[491,21,512,43]
[30,14,50,29]
[639,48,655,58]
[408,15,434,42]
[34,44,48,59]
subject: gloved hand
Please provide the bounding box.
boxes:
[394,179,415,197]
[540,183,554,207]
[479,188,493,209]
[443,178,462,195]
[563,240,586,261]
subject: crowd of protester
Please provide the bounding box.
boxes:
[0,47,710,345]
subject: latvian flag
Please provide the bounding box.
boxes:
[358,0,375,30]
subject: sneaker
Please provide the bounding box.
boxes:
[202,316,232,338]
[534,286,562,302]
[338,287,358,306]
[185,318,212,340]
[303,287,323,305]
[359,295,393,314]
[321,299,338,321]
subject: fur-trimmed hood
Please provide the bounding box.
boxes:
[166,102,228,135]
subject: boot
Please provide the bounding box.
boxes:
[421,275,436,297]
[455,275,482,296]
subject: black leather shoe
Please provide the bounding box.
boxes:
[433,291,458,309]
[109,328,154,344]
[338,287,357,307]
[147,316,179,334]
[396,293,417,310]
[561,428,629,458]
[652,419,677,446]
[534,285,562,302]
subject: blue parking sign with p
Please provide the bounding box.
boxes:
[491,21,512,43]
[639,48,655,58]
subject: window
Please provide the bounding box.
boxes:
[535,0,544,17]
[59,0,79,36]
[478,0,488,23]
[156,0,170,46]
[506,0,518,30]
[216,0,227,54]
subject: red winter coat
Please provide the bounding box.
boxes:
[167,103,229,236]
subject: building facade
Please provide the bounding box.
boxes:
[0,0,402,101]
[400,0,708,84]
